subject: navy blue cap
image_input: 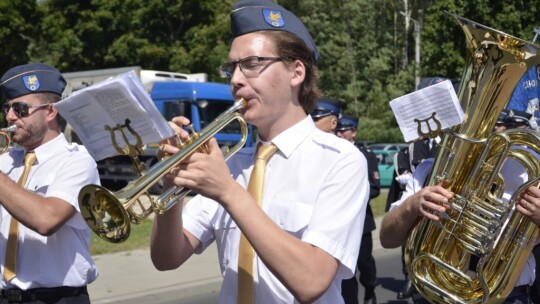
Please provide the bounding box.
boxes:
[496,109,509,125]
[1,63,66,100]
[230,0,319,61]
[336,114,358,131]
[311,97,340,118]
[503,110,532,127]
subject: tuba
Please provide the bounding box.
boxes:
[404,14,540,304]
[0,125,16,154]
[78,98,248,243]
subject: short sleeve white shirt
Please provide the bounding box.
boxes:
[0,134,100,289]
[183,116,369,304]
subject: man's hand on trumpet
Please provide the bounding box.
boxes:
[157,116,239,204]
[157,116,191,159]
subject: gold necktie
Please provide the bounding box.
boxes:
[3,152,36,282]
[238,144,278,304]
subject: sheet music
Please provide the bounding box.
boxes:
[389,80,464,142]
[54,71,175,161]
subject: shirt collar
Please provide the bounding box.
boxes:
[254,116,315,159]
[31,134,67,164]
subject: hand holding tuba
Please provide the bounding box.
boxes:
[0,125,16,154]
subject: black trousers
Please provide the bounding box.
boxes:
[341,232,377,303]
[0,286,89,304]
[0,297,89,304]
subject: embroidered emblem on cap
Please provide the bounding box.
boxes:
[23,75,40,91]
[263,9,284,28]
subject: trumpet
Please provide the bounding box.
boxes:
[78,98,248,243]
[0,125,16,154]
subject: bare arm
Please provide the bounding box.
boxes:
[0,173,76,236]
[380,185,452,248]
[150,199,201,270]
[150,116,200,270]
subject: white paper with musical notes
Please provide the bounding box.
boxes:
[54,71,175,160]
[390,79,464,142]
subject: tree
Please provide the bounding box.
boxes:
[2,0,538,140]
[0,1,38,73]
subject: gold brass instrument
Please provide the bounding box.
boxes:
[0,125,16,154]
[404,14,540,303]
[78,98,248,243]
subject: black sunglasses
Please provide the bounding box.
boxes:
[3,102,50,117]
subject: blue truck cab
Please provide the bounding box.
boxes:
[150,81,254,148]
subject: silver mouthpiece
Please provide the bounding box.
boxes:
[2,125,16,133]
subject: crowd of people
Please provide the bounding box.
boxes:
[0,0,539,303]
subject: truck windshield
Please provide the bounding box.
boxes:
[162,100,242,134]
[199,100,242,134]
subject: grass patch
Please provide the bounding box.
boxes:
[89,190,390,256]
[90,219,153,256]
[371,189,389,218]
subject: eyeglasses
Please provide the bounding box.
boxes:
[3,102,50,117]
[219,56,284,78]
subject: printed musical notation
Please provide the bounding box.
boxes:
[389,80,464,142]
[54,71,175,161]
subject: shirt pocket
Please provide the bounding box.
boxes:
[267,196,314,236]
[26,172,54,194]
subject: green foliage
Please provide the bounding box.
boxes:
[1,0,540,141]
[0,1,38,72]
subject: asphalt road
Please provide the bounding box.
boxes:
[108,246,411,304]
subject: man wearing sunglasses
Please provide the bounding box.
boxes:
[151,0,369,303]
[0,63,99,303]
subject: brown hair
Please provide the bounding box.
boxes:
[35,92,66,131]
[263,31,321,114]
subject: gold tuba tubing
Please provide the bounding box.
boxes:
[405,14,540,304]
[78,98,248,243]
[0,125,16,154]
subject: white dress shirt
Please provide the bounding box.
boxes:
[183,116,369,304]
[0,134,100,289]
[391,155,536,287]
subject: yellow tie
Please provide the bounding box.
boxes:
[3,152,36,282]
[238,144,278,304]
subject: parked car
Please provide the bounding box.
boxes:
[372,149,397,187]
[369,142,408,153]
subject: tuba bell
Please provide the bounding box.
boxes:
[78,98,248,243]
[0,125,16,154]
[404,14,540,303]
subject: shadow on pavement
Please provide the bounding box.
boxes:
[378,276,405,293]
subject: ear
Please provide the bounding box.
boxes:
[331,116,338,129]
[290,59,306,88]
[46,104,58,123]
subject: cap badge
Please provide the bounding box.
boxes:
[23,75,40,91]
[263,9,284,28]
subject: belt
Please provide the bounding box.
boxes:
[0,286,87,302]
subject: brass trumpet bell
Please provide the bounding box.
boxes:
[0,125,16,154]
[79,185,130,243]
